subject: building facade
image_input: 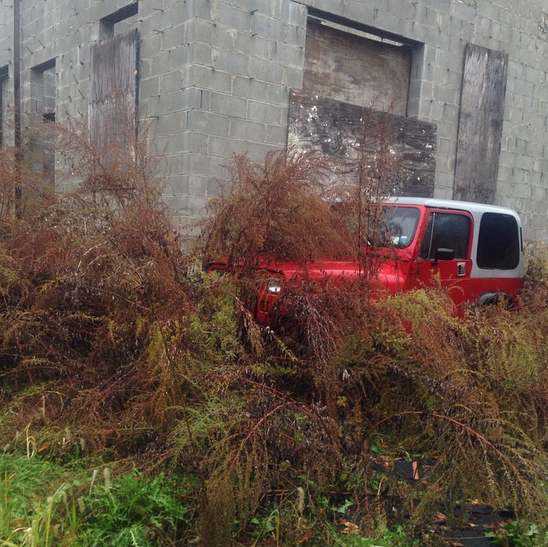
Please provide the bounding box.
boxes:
[1,0,548,240]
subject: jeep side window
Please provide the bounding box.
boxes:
[419,212,471,260]
[368,206,421,248]
[477,213,520,269]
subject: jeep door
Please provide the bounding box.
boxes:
[416,209,474,308]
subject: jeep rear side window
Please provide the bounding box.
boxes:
[477,213,520,269]
[419,212,471,260]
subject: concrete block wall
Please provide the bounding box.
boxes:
[1,0,548,240]
[0,2,12,59]
[141,0,307,229]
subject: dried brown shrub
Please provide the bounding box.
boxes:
[196,147,548,542]
[2,111,548,546]
[203,149,354,269]
[0,117,196,457]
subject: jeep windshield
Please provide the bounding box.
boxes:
[368,205,421,248]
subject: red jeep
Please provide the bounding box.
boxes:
[208,198,524,324]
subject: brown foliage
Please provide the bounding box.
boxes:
[2,120,548,546]
[0,119,194,457]
[196,150,548,543]
[203,149,355,268]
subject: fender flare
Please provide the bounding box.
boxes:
[477,292,513,308]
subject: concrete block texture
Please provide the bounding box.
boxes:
[1,0,548,241]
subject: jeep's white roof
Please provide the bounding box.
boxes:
[385,196,521,223]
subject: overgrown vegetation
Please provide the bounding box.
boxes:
[1,116,548,546]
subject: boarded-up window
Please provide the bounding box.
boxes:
[302,19,411,116]
[90,29,138,152]
[453,44,509,204]
[289,92,436,197]
[289,17,436,197]
[0,65,8,147]
[29,59,56,197]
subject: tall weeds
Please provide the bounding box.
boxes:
[197,146,548,544]
[0,117,193,454]
[1,111,548,547]
[203,149,355,269]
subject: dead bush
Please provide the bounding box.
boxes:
[1,114,548,546]
[203,149,355,269]
[195,149,548,543]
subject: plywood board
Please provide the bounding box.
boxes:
[303,20,411,116]
[454,43,508,203]
[90,29,138,150]
[289,91,436,197]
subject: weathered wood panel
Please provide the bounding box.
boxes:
[0,66,9,146]
[90,29,138,150]
[303,20,412,116]
[454,43,508,204]
[289,91,436,197]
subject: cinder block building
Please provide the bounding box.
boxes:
[1,0,548,240]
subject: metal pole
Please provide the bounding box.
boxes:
[13,0,22,215]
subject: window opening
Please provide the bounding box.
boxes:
[100,1,138,40]
[0,65,8,147]
[29,59,56,197]
[30,59,56,118]
[304,9,417,115]
[289,10,434,197]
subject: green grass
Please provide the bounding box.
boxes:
[0,454,190,547]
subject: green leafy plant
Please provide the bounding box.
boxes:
[0,454,190,547]
[485,520,547,547]
[76,469,187,547]
[0,453,79,547]
[330,524,419,547]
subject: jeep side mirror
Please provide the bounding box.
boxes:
[432,247,455,265]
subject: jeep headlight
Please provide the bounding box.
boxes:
[266,278,282,294]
